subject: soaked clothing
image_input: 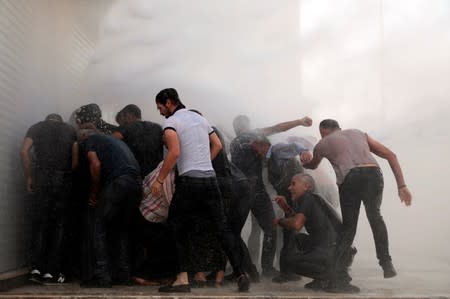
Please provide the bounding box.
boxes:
[230,132,277,272]
[313,129,378,185]
[335,167,388,281]
[313,129,390,283]
[164,109,215,175]
[267,142,307,197]
[115,121,163,177]
[282,192,338,280]
[164,109,245,276]
[266,142,307,275]
[26,120,77,186]
[79,135,142,284]
[80,135,140,184]
[75,104,117,135]
[26,120,77,276]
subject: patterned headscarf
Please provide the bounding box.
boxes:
[75,103,117,135]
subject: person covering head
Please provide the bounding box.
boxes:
[74,103,117,134]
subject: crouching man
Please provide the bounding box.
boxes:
[273,174,355,290]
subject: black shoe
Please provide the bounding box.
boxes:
[190,280,207,288]
[42,273,66,285]
[262,267,280,278]
[381,261,397,278]
[272,273,301,284]
[29,270,43,284]
[237,274,250,292]
[158,284,191,293]
[80,279,112,288]
[304,279,326,290]
[325,281,360,293]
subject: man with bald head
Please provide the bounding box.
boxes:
[303,119,412,293]
[273,174,348,290]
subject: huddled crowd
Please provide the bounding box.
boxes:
[20,88,412,293]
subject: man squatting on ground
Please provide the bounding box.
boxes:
[229,114,312,278]
[273,173,357,290]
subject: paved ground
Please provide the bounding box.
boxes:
[1,260,449,299]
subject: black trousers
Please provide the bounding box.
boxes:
[282,234,334,280]
[168,176,244,275]
[334,167,389,281]
[83,174,142,282]
[30,184,70,275]
[222,176,257,274]
[247,176,277,271]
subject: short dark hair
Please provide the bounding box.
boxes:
[121,104,141,119]
[155,88,185,108]
[319,119,340,130]
[45,113,63,122]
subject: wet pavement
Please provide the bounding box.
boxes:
[1,260,449,299]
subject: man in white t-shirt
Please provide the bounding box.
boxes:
[151,88,250,293]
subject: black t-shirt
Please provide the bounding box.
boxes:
[115,121,163,176]
[80,135,140,184]
[26,120,77,173]
[230,132,262,179]
[292,191,338,248]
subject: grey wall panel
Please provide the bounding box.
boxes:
[0,0,111,274]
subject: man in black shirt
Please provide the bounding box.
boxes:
[113,104,163,177]
[229,114,312,277]
[20,114,78,284]
[273,173,354,290]
[78,131,142,287]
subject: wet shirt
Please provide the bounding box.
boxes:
[26,120,77,173]
[267,142,306,194]
[80,135,140,184]
[163,109,215,176]
[115,121,163,177]
[230,132,262,179]
[313,129,378,185]
[292,191,338,248]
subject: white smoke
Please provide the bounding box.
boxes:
[85,0,450,287]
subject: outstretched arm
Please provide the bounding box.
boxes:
[367,135,412,206]
[255,116,312,137]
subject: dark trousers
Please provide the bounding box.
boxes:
[282,234,334,280]
[168,176,244,275]
[248,176,277,271]
[334,167,389,281]
[132,216,178,279]
[276,189,297,275]
[30,184,70,275]
[224,176,256,274]
[83,174,142,282]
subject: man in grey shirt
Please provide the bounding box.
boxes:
[303,119,412,293]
